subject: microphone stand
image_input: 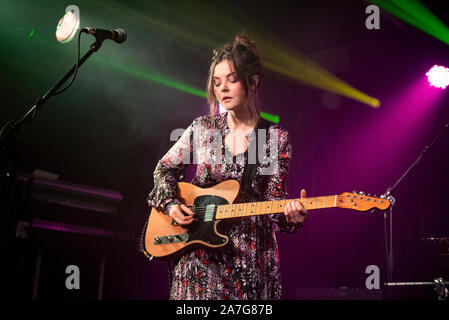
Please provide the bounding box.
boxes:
[381,118,449,298]
[0,39,105,251]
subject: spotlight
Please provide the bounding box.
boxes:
[56,5,80,43]
[426,65,449,89]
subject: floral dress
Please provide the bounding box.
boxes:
[146,111,301,300]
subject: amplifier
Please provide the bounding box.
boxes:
[7,174,136,300]
[16,173,125,230]
[18,173,123,214]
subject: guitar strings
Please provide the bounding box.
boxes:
[184,196,334,217]
[185,199,305,214]
[186,202,286,211]
[185,203,285,217]
[184,196,349,213]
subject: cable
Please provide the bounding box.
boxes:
[0,121,16,139]
[52,30,82,96]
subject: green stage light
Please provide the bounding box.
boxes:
[97,58,207,99]
[260,112,280,124]
[371,0,449,46]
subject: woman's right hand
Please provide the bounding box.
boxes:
[168,204,195,225]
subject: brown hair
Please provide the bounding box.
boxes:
[207,33,264,118]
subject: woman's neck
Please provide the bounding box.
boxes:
[226,106,259,133]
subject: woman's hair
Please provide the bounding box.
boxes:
[207,33,264,118]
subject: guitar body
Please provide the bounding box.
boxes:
[145,180,240,260]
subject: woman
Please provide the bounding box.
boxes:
[146,34,308,300]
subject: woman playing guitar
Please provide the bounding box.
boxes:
[146,34,308,300]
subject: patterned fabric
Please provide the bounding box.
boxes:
[146,111,301,300]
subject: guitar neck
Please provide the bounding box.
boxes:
[215,196,338,220]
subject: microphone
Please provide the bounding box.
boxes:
[81,27,127,44]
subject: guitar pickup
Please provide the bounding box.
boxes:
[154,232,189,245]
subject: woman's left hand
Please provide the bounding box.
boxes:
[284,189,308,224]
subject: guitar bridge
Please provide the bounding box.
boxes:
[154,232,189,245]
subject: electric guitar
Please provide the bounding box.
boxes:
[144,179,390,260]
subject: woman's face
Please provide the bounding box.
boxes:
[213,60,246,112]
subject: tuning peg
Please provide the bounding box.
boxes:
[359,191,365,195]
[367,193,371,197]
[353,190,357,194]
[374,195,378,198]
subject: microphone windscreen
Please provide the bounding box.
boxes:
[114,28,127,44]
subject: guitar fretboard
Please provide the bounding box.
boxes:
[215,196,337,220]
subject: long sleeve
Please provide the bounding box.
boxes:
[263,128,303,233]
[146,121,194,214]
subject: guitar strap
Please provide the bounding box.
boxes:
[239,116,271,200]
[139,116,271,265]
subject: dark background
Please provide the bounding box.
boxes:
[1,0,448,299]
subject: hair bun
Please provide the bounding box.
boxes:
[234,34,259,56]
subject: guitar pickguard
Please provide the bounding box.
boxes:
[184,194,229,246]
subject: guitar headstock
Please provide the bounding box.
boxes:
[337,191,391,212]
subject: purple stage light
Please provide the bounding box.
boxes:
[426,65,449,89]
